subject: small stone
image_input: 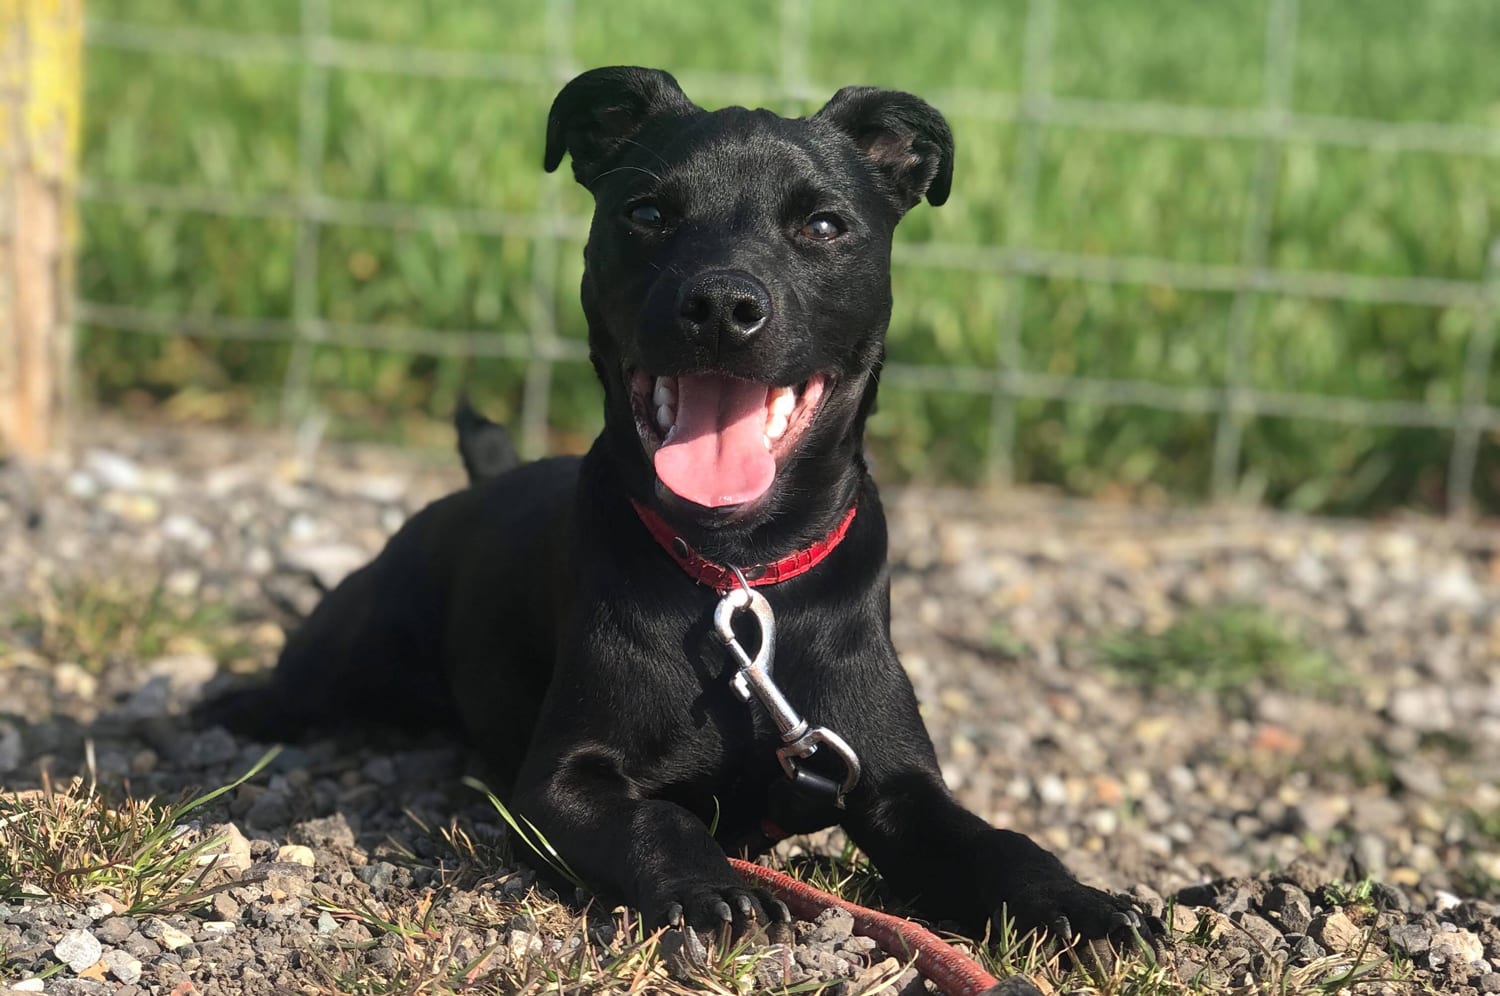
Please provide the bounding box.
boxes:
[357,861,397,893]
[198,921,236,937]
[84,450,142,490]
[1388,686,1454,732]
[208,893,240,923]
[10,980,46,992]
[53,663,98,701]
[103,949,142,985]
[837,935,880,959]
[53,928,103,973]
[1234,912,1286,951]
[1169,906,1201,936]
[175,728,238,768]
[244,792,292,829]
[1429,929,1483,971]
[1388,922,1432,957]
[145,921,194,951]
[122,932,159,960]
[317,911,338,935]
[1261,883,1313,935]
[96,917,134,945]
[276,844,315,868]
[807,906,855,944]
[1292,935,1327,963]
[1478,972,1500,994]
[752,945,794,991]
[1310,911,1363,953]
[201,823,253,874]
[290,814,357,851]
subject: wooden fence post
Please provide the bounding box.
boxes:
[0,0,81,458]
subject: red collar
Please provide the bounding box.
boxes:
[631,500,857,592]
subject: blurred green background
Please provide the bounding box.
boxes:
[78,0,1500,513]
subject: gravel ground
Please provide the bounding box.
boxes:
[1,421,1499,995]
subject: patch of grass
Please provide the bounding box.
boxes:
[463,777,586,892]
[1318,878,1376,912]
[77,0,1500,513]
[304,890,843,996]
[0,748,279,914]
[1098,604,1339,701]
[1,577,262,673]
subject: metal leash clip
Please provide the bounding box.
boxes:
[712,570,862,808]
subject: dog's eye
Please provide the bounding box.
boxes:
[800,214,844,241]
[627,202,664,228]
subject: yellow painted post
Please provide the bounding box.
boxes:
[0,0,81,458]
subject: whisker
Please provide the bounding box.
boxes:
[591,164,664,184]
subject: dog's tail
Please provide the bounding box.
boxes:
[454,394,520,484]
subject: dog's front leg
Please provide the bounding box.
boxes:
[511,742,789,934]
[821,648,1148,945]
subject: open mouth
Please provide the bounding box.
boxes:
[629,369,828,509]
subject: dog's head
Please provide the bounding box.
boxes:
[546,67,952,535]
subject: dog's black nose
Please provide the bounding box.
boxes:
[676,270,771,347]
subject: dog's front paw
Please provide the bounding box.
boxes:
[644,881,791,935]
[1000,878,1161,950]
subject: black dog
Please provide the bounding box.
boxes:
[201,66,1149,946]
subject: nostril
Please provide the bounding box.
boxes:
[731,298,765,328]
[680,295,711,324]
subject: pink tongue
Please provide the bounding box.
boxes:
[654,374,774,508]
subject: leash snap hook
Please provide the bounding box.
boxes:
[777,727,862,809]
[713,581,777,702]
[713,566,862,809]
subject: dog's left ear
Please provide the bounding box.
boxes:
[544,66,700,187]
[814,86,954,212]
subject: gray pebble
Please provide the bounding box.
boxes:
[806,906,855,944]
[244,791,293,829]
[94,917,134,945]
[1261,883,1313,935]
[209,893,241,923]
[52,928,102,973]
[102,949,142,985]
[1389,922,1433,957]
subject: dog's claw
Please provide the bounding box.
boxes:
[713,900,733,924]
[735,895,756,921]
[770,898,791,923]
[664,903,684,928]
[1051,916,1074,943]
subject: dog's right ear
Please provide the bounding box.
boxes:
[544,67,699,187]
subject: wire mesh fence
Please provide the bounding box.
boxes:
[76,0,1500,512]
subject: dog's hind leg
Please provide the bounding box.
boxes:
[195,553,454,742]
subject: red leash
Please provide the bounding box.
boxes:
[729,858,1005,996]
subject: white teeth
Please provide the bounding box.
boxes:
[769,386,795,417]
[765,413,789,441]
[651,376,676,435]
